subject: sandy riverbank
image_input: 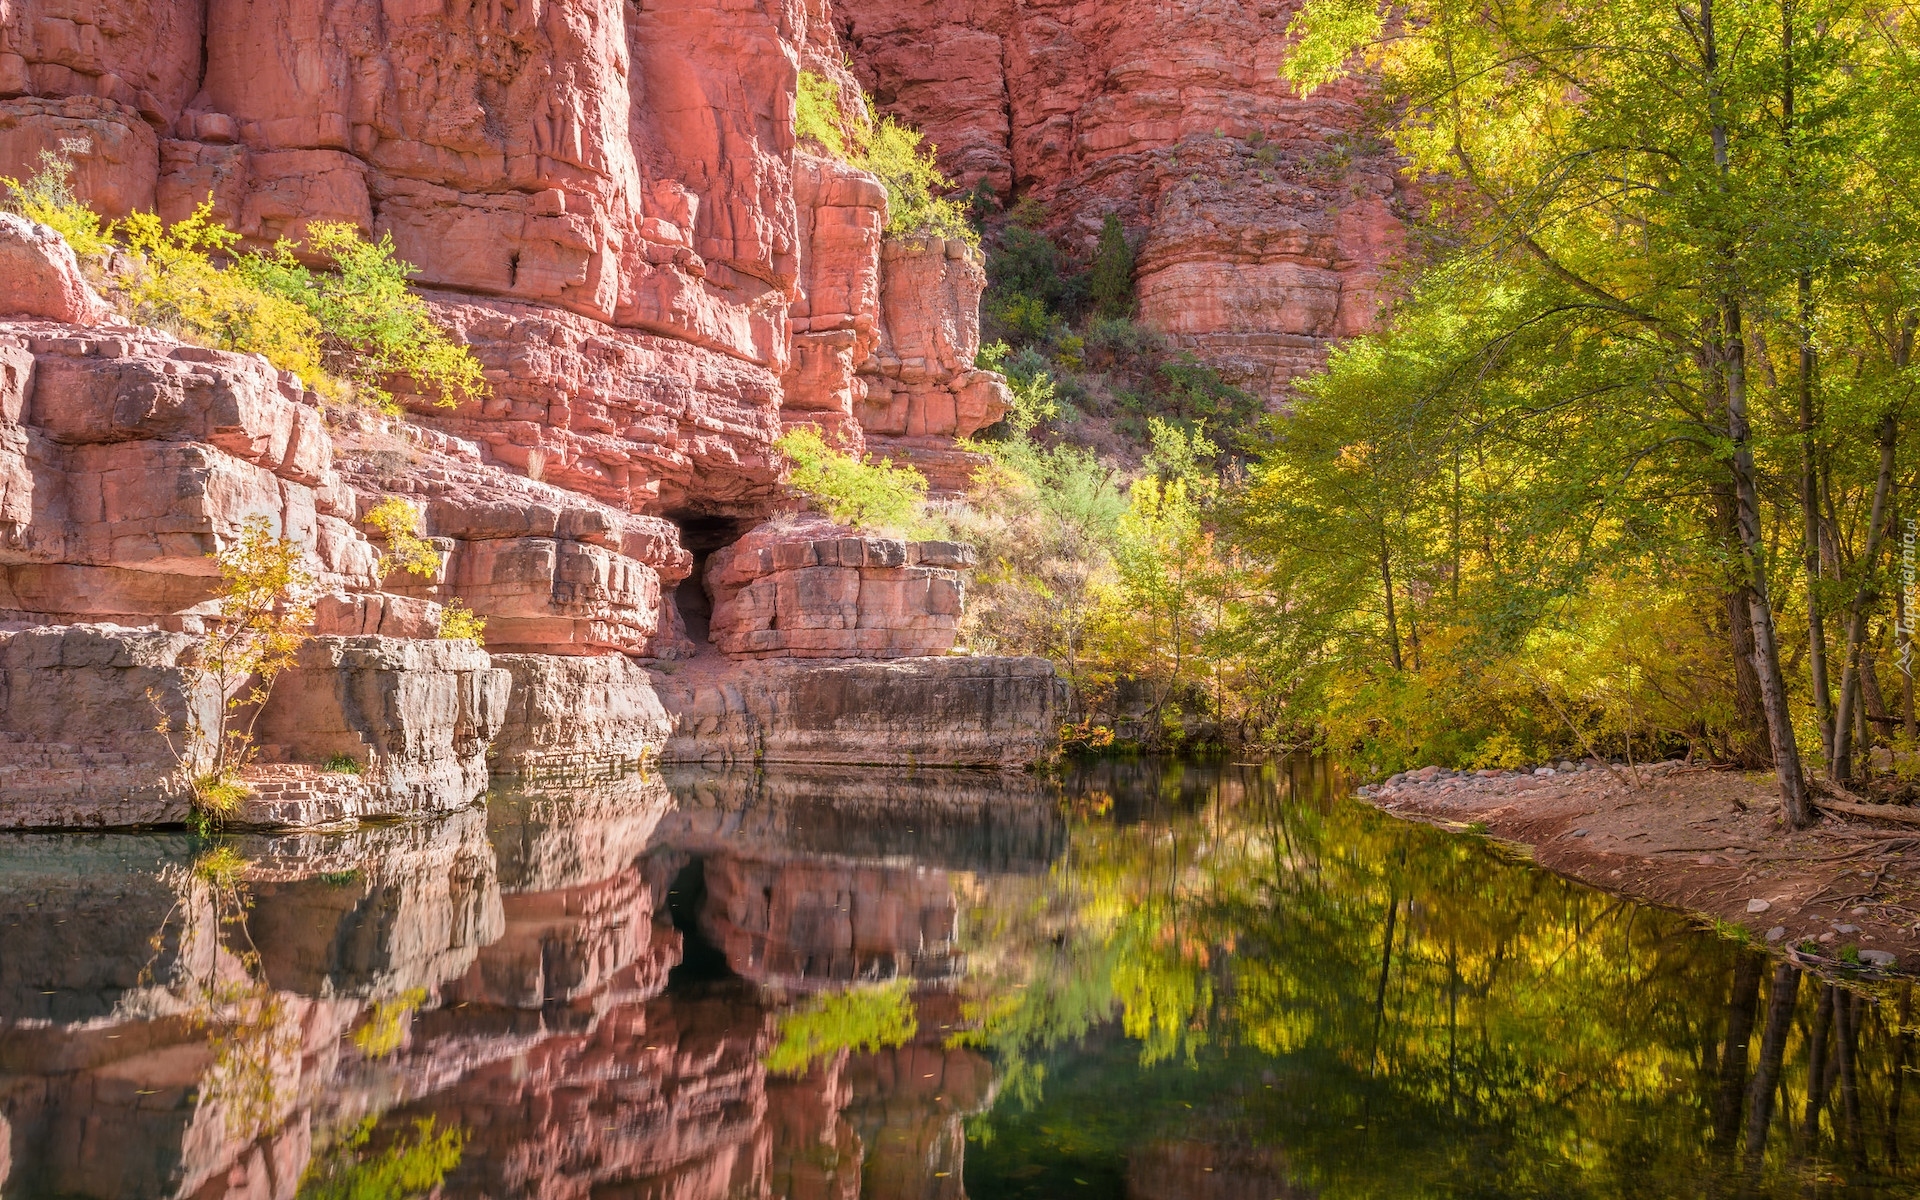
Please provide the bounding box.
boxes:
[1356,761,1920,976]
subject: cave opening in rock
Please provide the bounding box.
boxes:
[666,516,751,650]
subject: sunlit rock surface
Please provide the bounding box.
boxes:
[654,655,1067,768]
[705,517,974,660]
[487,654,674,780]
[836,0,1409,402]
[0,0,1063,821]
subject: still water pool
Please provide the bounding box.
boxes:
[0,758,1913,1198]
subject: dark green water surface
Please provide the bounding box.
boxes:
[0,758,1914,1198]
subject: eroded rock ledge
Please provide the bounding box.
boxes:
[0,240,1061,830]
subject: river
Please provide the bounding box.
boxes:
[0,758,1913,1198]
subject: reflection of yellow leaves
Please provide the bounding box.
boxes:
[192,845,252,886]
[298,1115,465,1200]
[200,984,300,1140]
[1113,930,1212,1067]
[352,988,428,1059]
[765,980,918,1076]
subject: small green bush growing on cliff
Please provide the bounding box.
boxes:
[1,149,114,258]
[862,117,975,246]
[437,600,486,646]
[241,223,486,413]
[1090,213,1135,318]
[763,980,918,1077]
[363,497,441,580]
[121,202,333,389]
[794,69,852,159]
[775,425,934,536]
[7,156,484,415]
[792,70,977,248]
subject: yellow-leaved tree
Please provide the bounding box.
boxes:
[155,515,315,827]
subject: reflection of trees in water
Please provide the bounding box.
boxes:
[142,846,300,1142]
[959,758,1920,1195]
[136,844,464,1198]
[296,1114,464,1200]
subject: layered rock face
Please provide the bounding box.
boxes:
[0,0,1061,817]
[836,0,1409,401]
[0,0,1011,506]
[655,655,1068,768]
[0,626,509,827]
[705,517,972,659]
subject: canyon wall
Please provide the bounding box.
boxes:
[834,0,1409,401]
[0,0,1068,824]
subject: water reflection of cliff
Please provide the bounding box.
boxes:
[0,767,1047,1199]
[5,762,1918,1199]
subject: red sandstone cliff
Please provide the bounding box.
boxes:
[0,0,1009,672]
[835,0,1410,401]
[0,0,1080,824]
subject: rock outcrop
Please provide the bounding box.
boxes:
[486,652,673,778]
[835,0,1409,401]
[0,624,511,827]
[655,654,1067,768]
[704,516,973,659]
[0,0,1076,830]
[252,635,511,822]
[0,212,112,325]
[0,624,213,827]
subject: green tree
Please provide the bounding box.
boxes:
[775,425,934,536]
[1277,0,1920,820]
[1089,213,1135,319]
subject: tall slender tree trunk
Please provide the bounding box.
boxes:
[1727,583,1772,765]
[1380,527,1403,671]
[1781,0,1835,767]
[1799,274,1835,761]
[1863,630,1891,724]
[1705,352,1771,765]
[1704,0,1811,824]
[1728,302,1814,824]
[1832,410,1897,782]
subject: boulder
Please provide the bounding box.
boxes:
[0,213,111,326]
[0,624,212,827]
[253,636,511,819]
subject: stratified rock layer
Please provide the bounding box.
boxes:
[0,0,1073,829]
[252,635,511,821]
[705,517,974,659]
[836,0,1409,400]
[654,654,1066,767]
[486,652,673,778]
